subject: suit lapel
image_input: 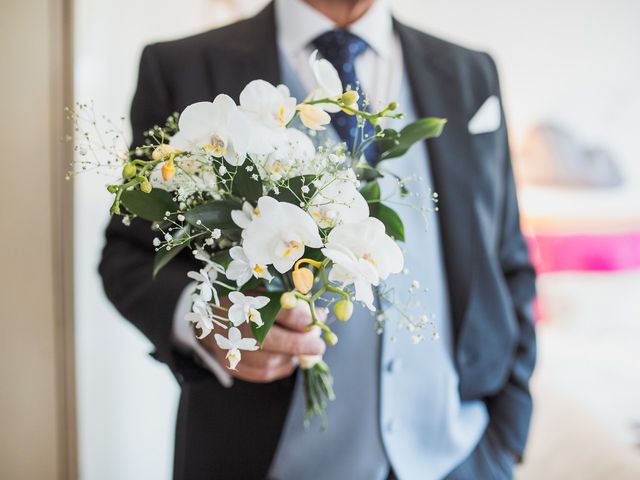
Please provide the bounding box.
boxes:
[205,3,281,101]
[395,21,477,339]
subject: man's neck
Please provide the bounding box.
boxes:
[303,0,375,27]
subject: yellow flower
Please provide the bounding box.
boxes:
[161,158,176,181]
[297,104,331,131]
[333,299,353,321]
[292,267,314,294]
[341,90,359,108]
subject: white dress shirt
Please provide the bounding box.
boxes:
[172,0,403,386]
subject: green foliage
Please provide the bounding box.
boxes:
[374,128,401,159]
[354,162,383,182]
[153,226,190,277]
[184,199,241,231]
[375,203,405,241]
[359,180,405,241]
[230,162,263,202]
[273,175,316,205]
[377,117,447,162]
[251,291,285,345]
[120,188,177,222]
[359,180,381,202]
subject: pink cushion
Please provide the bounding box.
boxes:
[526,232,640,273]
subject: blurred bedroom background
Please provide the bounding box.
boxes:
[2,0,639,479]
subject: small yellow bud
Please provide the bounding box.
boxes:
[341,90,359,106]
[387,101,399,111]
[122,162,137,179]
[152,147,165,161]
[140,180,152,193]
[161,159,176,181]
[292,267,314,294]
[333,299,354,322]
[323,330,338,346]
[280,292,298,310]
[152,144,176,161]
[107,184,118,194]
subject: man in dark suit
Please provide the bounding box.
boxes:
[99,1,536,478]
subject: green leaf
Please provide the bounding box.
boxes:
[302,247,325,265]
[211,249,232,268]
[230,162,263,202]
[273,175,316,205]
[378,117,447,162]
[374,128,401,158]
[360,180,405,241]
[184,199,241,231]
[153,226,190,277]
[375,203,405,241]
[121,188,178,222]
[355,162,383,181]
[359,180,381,202]
[251,291,285,345]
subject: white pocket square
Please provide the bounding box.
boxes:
[468,95,501,134]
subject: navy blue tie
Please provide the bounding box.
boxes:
[313,30,378,164]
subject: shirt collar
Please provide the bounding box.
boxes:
[275,0,394,60]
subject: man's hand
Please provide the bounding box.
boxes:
[199,303,326,383]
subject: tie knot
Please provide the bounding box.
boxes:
[313,29,368,71]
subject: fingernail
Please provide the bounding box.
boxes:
[312,338,326,354]
[308,325,322,337]
[294,303,311,314]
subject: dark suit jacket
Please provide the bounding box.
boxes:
[99,4,537,479]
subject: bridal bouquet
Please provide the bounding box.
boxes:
[69,51,445,422]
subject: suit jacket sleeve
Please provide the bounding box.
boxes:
[484,53,537,460]
[98,44,199,375]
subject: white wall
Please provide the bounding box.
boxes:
[73,2,235,479]
[393,0,640,185]
[74,1,640,479]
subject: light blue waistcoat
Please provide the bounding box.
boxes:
[268,53,488,480]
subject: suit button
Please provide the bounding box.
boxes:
[387,358,403,373]
[385,419,396,433]
[458,349,477,367]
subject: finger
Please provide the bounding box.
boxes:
[240,349,293,369]
[276,304,313,332]
[315,306,328,323]
[230,359,297,383]
[262,324,326,356]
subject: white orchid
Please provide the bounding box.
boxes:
[214,327,259,370]
[322,217,404,310]
[187,268,220,305]
[226,246,273,287]
[240,80,297,128]
[185,295,226,339]
[231,201,260,229]
[227,291,271,327]
[257,129,316,180]
[242,196,323,273]
[169,94,251,165]
[193,245,225,274]
[307,50,343,113]
[308,173,369,228]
